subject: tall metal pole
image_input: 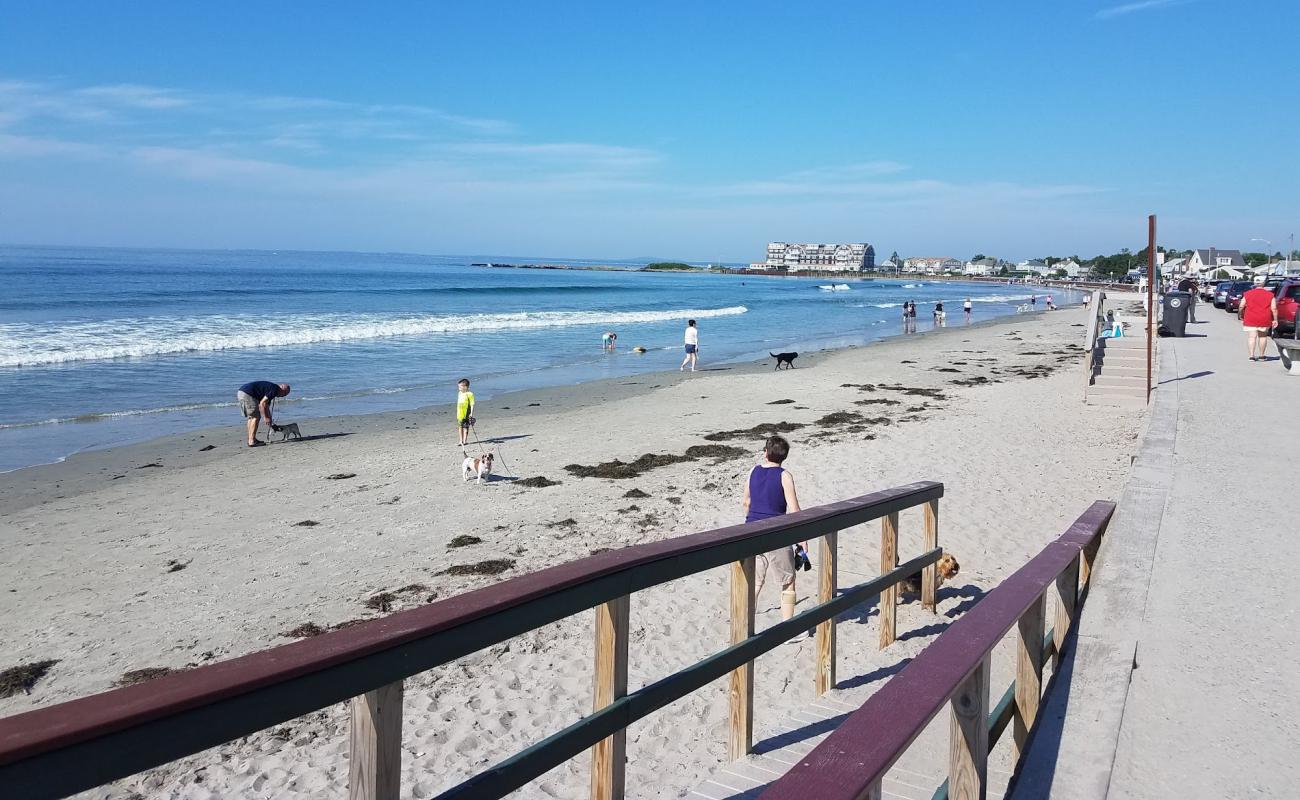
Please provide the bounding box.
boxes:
[1147,215,1156,403]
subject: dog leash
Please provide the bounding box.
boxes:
[471,425,515,479]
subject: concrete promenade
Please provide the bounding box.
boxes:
[1014,306,1300,799]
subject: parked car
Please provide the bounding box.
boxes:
[1199,281,1219,302]
[1273,279,1300,337]
[1213,280,1234,307]
[1224,280,1256,313]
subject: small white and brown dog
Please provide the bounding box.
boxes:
[462,452,494,484]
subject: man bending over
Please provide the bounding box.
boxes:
[237,381,290,447]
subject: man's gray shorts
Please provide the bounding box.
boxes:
[236,391,260,419]
[757,547,796,589]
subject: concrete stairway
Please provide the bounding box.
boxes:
[1087,333,1153,405]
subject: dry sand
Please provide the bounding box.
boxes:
[0,307,1146,799]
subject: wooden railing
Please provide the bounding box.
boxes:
[757,500,1115,800]
[0,481,945,800]
[1083,289,1105,395]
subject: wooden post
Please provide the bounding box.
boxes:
[1053,557,1080,671]
[879,512,899,649]
[815,532,838,695]
[348,680,404,800]
[948,655,990,800]
[923,499,940,613]
[1013,594,1045,760]
[591,595,630,800]
[729,557,756,760]
[1080,534,1102,588]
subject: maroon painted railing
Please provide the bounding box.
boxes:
[758,500,1114,800]
[0,481,945,800]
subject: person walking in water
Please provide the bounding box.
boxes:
[963,298,972,321]
[680,319,699,371]
[601,331,617,351]
[742,435,807,621]
[236,380,290,447]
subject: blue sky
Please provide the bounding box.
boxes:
[1,0,1295,261]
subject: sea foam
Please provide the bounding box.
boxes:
[0,306,748,367]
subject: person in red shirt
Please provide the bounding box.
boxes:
[1239,276,1279,361]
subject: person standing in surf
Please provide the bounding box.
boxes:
[680,319,699,372]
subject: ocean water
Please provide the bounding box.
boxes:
[0,246,1078,472]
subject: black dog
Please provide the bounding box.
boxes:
[770,351,798,370]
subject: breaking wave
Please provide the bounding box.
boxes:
[0,306,748,368]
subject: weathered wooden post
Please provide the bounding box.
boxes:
[879,513,899,648]
[1080,534,1102,588]
[348,680,404,800]
[815,532,838,695]
[923,499,940,613]
[1053,557,1080,671]
[949,655,990,800]
[591,595,630,800]
[1014,595,1046,760]
[729,557,756,759]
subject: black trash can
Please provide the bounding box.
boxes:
[1162,291,1191,337]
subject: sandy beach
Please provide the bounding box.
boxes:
[0,306,1146,799]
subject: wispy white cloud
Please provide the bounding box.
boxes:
[1095,0,1187,20]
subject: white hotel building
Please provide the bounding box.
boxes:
[755,242,875,272]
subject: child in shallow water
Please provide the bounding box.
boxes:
[741,435,808,620]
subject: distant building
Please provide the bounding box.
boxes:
[903,256,962,274]
[763,242,875,271]
[964,257,999,276]
[1188,248,1246,272]
[1054,259,1084,278]
[1015,259,1048,275]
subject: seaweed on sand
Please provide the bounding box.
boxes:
[702,421,805,442]
[116,667,177,687]
[683,444,747,461]
[516,476,561,488]
[448,535,482,548]
[565,452,692,479]
[0,659,58,698]
[284,622,326,639]
[440,559,516,577]
[365,592,398,612]
[767,398,796,404]
[816,411,866,426]
[623,488,650,498]
[854,398,900,406]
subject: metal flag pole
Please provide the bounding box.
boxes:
[1147,214,1156,403]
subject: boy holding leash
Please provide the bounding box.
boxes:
[742,435,809,621]
[456,378,475,447]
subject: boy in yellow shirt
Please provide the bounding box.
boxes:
[456,378,475,446]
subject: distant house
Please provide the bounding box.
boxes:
[1016,259,1048,275]
[964,257,998,276]
[1188,248,1246,273]
[904,256,962,274]
[1053,259,1083,278]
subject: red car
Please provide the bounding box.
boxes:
[1274,279,1300,336]
[1223,280,1255,312]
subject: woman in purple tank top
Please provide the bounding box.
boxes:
[741,436,807,621]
